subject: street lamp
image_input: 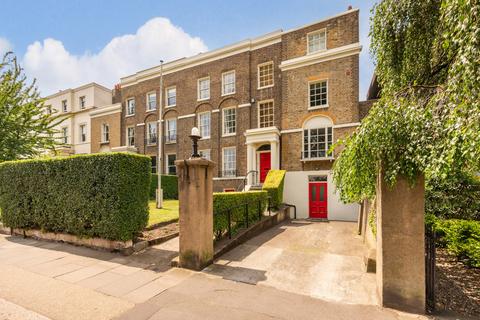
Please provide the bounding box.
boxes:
[157,60,164,209]
[189,127,201,158]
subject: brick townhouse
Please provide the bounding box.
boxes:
[95,8,366,220]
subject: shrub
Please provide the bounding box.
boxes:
[213,191,268,240]
[0,153,151,241]
[150,174,178,200]
[262,170,286,209]
[426,171,480,221]
[427,215,480,268]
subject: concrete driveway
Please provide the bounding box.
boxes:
[0,222,428,320]
[206,220,377,305]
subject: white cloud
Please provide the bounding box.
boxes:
[22,17,208,95]
[0,37,13,57]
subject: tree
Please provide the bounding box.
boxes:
[0,52,62,161]
[332,0,480,203]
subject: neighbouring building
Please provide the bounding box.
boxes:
[93,8,369,221]
[45,83,112,155]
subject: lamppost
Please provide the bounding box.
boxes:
[157,60,164,209]
[189,127,201,158]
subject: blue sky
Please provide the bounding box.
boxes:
[0,0,376,97]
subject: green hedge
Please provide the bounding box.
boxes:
[213,191,268,240]
[0,153,151,241]
[426,171,480,221]
[427,214,480,268]
[262,170,286,209]
[150,174,178,200]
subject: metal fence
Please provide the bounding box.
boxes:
[214,197,271,240]
[425,223,436,313]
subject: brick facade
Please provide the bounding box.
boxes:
[114,8,361,191]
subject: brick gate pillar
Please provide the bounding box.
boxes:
[376,171,425,313]
[176,158,215,270]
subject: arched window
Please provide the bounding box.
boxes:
[302,116,333,159]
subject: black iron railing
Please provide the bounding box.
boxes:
[214,196,271,240]
[425,223,436,313]
[238,170,259,191]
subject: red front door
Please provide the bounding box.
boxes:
[309,182,328,219]
[259,152,271,183]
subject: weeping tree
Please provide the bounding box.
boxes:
[0,52,61,161]
[333,0,480,207]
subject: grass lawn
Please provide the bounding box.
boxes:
[148,199,179,227]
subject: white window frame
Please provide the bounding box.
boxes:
[79,123,87,143]
[199,149,211,160]
[166,86,176,107]
[258,99,275,128]
[222,147,236,177]
[146,92,157,111]
[62,100,68,113]
[146,121,157,146]
[197,77,210,101]
[257,61,274,89]
[101,123,109,143]
[302,126,334,160]
[79,96,86,109]
[61,126,69,144]
[307,28,327,54]
[126,126,135,147]
[126,98,135,116]
[165,118,177,143]
[197,111,211,139]
[221,70,236,96]
[222,107,236,137]
[308,80,329,110]
[166,154,177,175]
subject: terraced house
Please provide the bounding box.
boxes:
[45,83,112,155]
[102,8,366,220]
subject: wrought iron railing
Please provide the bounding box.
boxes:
[238,170,259,191]
[425,223,436,313]
[213,196,271,240]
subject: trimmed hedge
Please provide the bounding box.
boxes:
[262,170,286,209]
[150,174,178,200]
[427,214,480,268]
[0,153,151,241]
[213,191,268,240]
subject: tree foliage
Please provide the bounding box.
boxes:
[0,52,61,161]
[333,0,480,203]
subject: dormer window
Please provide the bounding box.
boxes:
[307,29,326,54]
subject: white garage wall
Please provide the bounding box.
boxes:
[283,170,359,221]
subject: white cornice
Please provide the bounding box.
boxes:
[238,103,251,108]
[120,9,359,88]
[279,43,362,71]
[90,103,121,118]
[121,31,282,88]
[45,82,111,99]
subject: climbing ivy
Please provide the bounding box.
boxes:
[333,0,480,203]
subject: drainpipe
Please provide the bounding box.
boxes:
[157,60,164,209]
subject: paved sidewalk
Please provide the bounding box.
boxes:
[0,298,50,320]
[0,222,430,320]
[0,234,191,320]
